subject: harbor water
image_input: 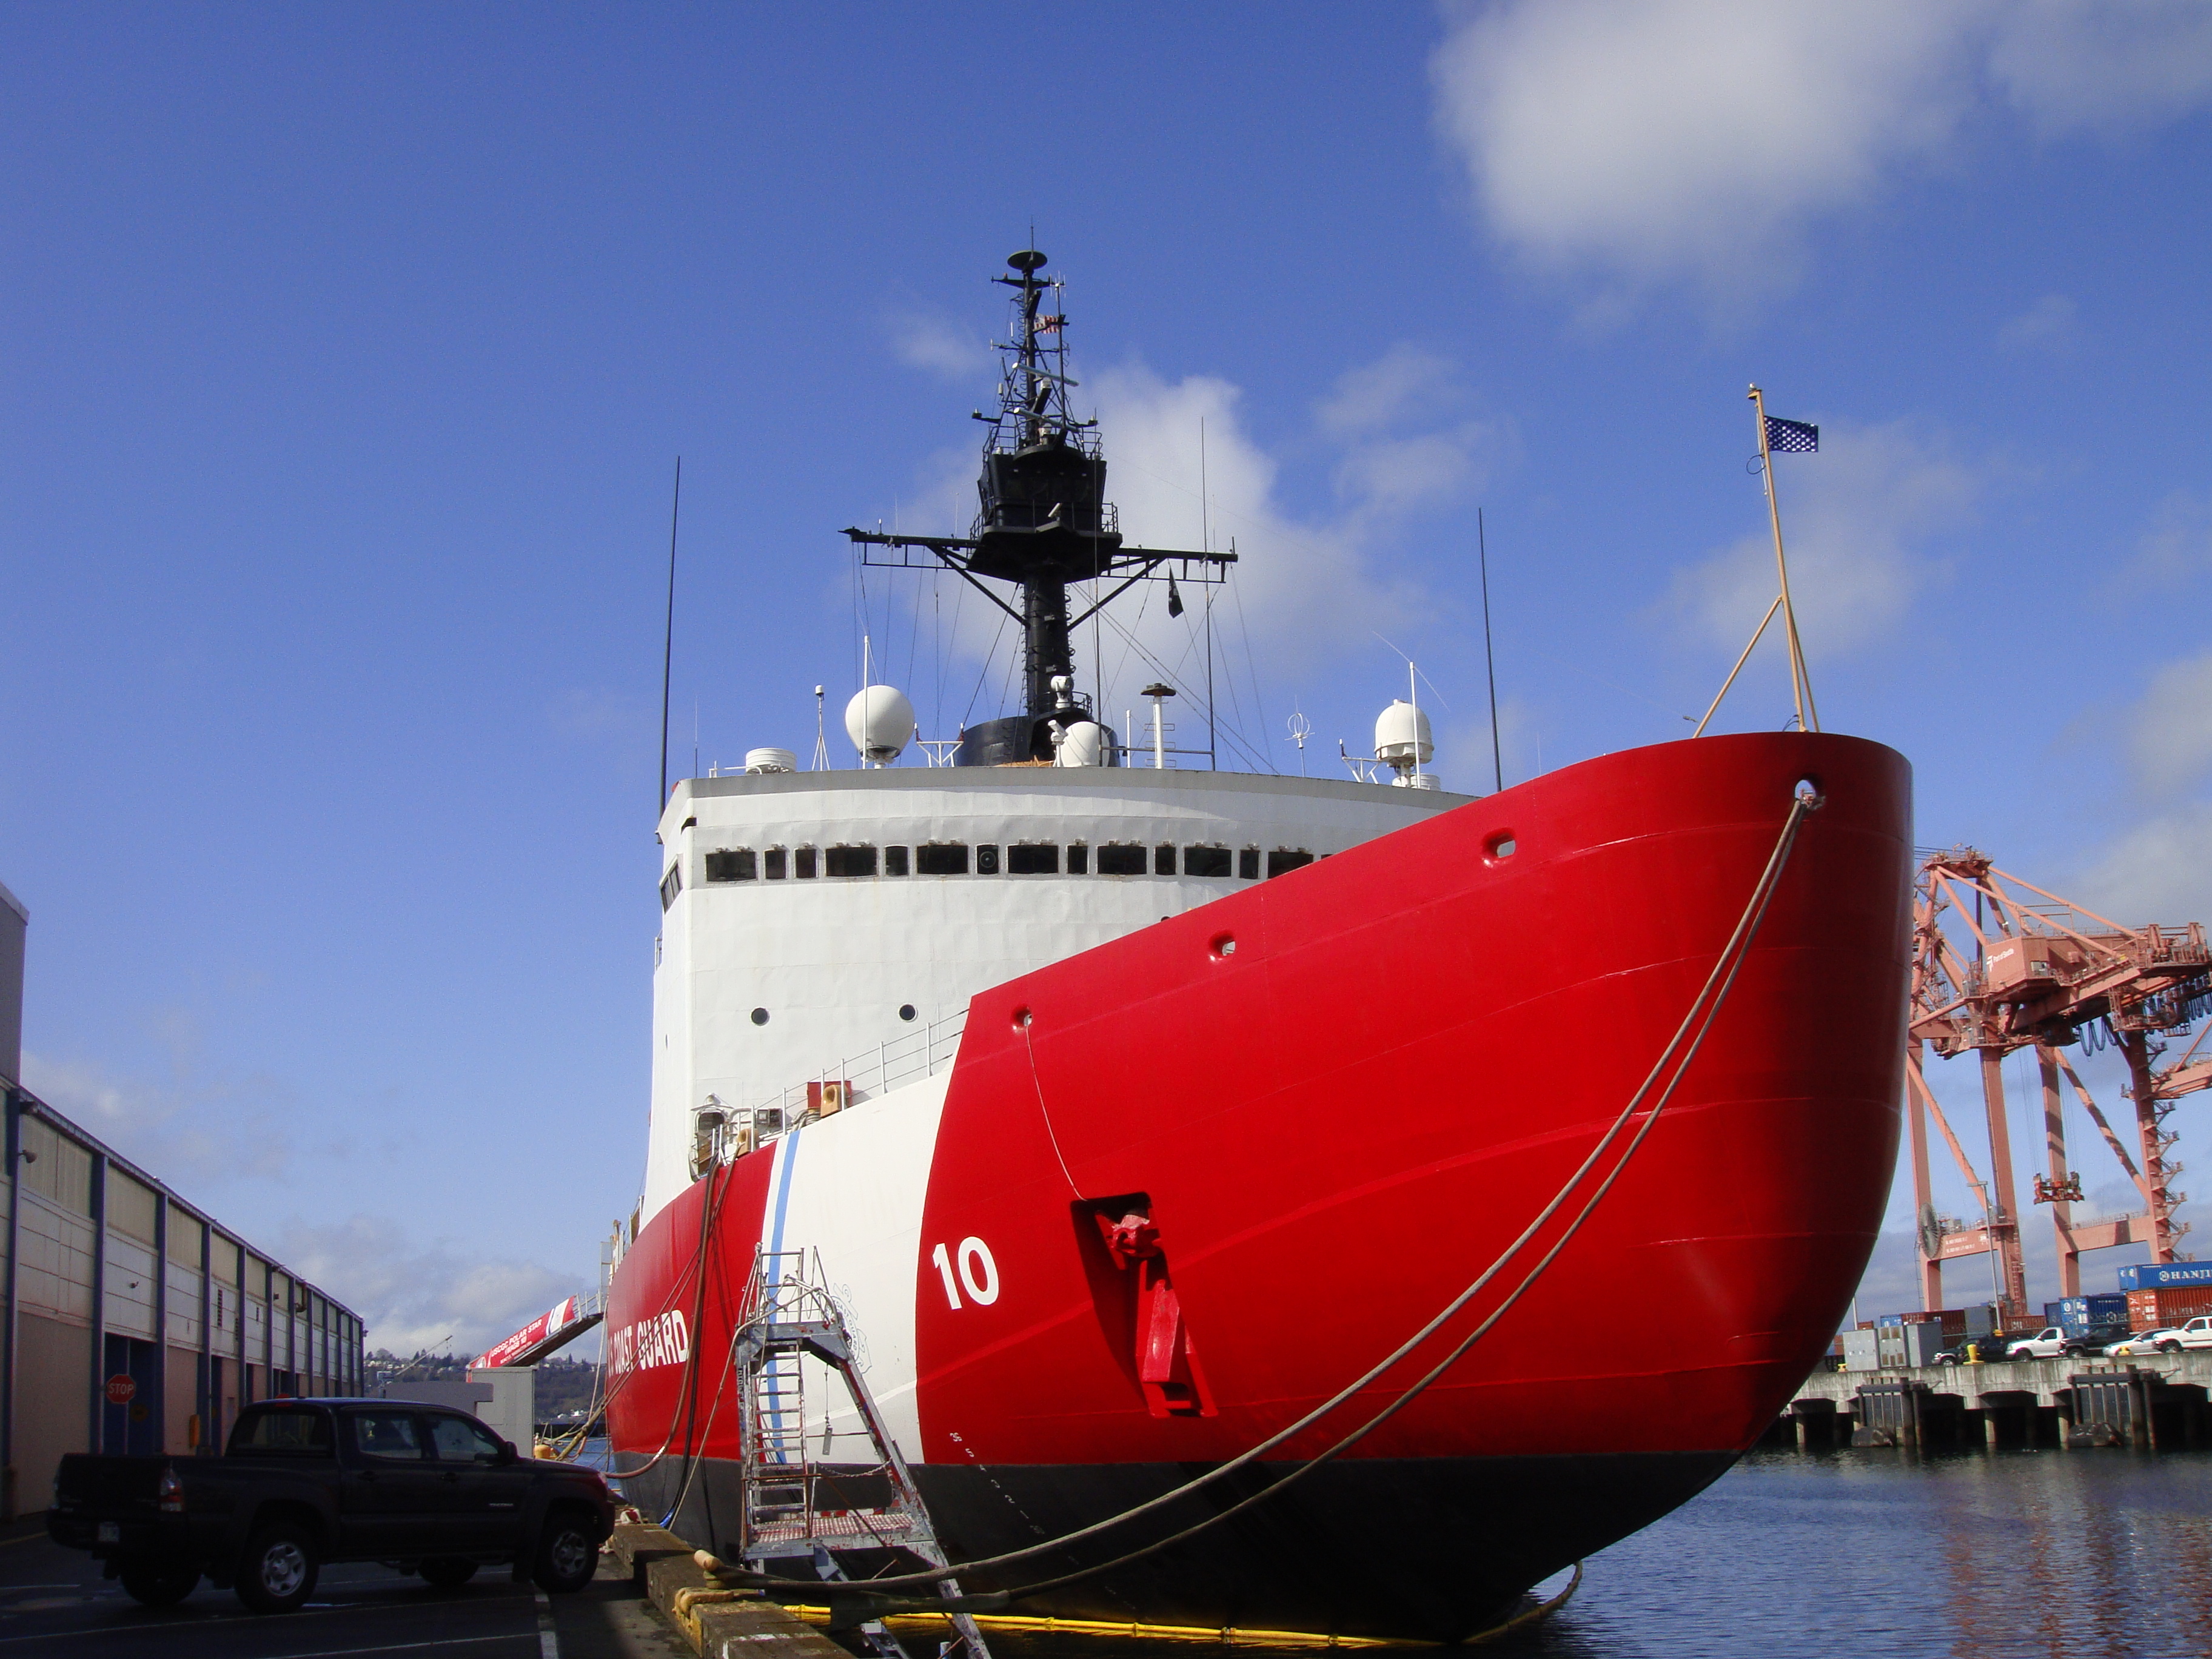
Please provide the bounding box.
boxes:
[967,1449,2212,1659]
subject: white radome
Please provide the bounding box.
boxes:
[1374,699,1434,768]
[845,685,917,765]
[1054,720,1107,767]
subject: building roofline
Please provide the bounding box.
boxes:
[5,1082,361,1328]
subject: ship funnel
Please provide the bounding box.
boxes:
[1374,700,1434,781]
[845,685,916,765]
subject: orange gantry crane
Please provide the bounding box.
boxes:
[1905,848,2211,1323]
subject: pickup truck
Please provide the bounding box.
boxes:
[2005,1326,2097,1360]
[2121,1315,2212,1354]
[47,1396,617,1614]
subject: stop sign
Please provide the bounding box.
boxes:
[104,1373,136,1406]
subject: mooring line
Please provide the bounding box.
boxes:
[707,789,1818,1608]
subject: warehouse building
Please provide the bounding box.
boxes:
[0,877,364,1517]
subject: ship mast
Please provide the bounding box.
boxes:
[846,248,1233,763]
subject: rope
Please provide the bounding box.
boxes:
[708,788,1818,1606]
[1024,1021,1084,1200]
[1466,1561,1581,1646]
[603,1157,743,1480]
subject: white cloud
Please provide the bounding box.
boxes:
[275,1213,573,1357]
[891,313,990,380]
[1432,1,2212,301]
[1432,1,1975,298]
[1997,292,2077,351]
[2073,643,2212,924]
[1316,344,1456,435]
[2127,651,2212,796]
[1989,0,2212,134]
[1088,364,1462,720]
[2077,801,2212,927]
[22,1050,296,1184]
[2128,490,2212,586]
[1669,419,1977,664]
[1333,426,1495,519]
[869,347,1506,763]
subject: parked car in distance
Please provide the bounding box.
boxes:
[2005,1327,2076,1359]
[47,1398,616,1614]
[1934,1338,2006,1365]
[2102,1328,2184,1356]
[2164,1315,2212,1351]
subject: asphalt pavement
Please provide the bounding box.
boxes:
[0,1515,695,1659]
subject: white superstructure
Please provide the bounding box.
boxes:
[642,765,1469,1222]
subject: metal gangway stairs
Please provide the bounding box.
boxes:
[736,1248,991,1659]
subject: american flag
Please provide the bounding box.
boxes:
[1764,415,1818,453]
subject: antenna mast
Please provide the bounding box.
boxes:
[843,248,1235,765]
[659,457,682,810]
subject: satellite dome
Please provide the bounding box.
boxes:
[1054,720,1107,768]
[845,685,916,765]
[1374,700,1434,777]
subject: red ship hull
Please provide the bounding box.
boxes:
[608,731,1912,1638]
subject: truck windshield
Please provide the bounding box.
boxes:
[230,1408,333,1455]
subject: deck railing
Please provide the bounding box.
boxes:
[694,1010,970,1169]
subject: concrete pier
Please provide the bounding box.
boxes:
[1780,1353,2212,1451]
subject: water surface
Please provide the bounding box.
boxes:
[984,1449,2212,1659]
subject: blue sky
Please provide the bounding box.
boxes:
[4,4,2211,1349]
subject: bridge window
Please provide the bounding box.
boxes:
[795,846,817,879]
[1067,843,1088,875]
[1155,844,1176,876]
[1008,843,1058,874]
[917,843,969,876]
[976,844,1002,874]
[1184,845,1232,879]
[1239,848,1259,880]
[705,850,756,882]
[1267,849,1315,878]
[764,848,787,880]
[660,865,682,911]
[826,845,877,878]
[1096,843,1147,876]
[885,845,910,876]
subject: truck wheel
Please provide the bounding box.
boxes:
[532,1512,598,1594]
[119,1564,199,1607]
[420,1558,480,1588]
[235,1523,319,1614]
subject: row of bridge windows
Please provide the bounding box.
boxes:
[698,842,1316,886]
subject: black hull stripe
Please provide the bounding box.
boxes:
[621,1450,1738,1641]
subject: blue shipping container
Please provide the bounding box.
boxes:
[2117,1262,2212,1290]
[2046,1293,2129,1333]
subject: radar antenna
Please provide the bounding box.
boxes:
[845,249,1236,765]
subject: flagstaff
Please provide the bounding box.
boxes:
[1749,383,1820,732]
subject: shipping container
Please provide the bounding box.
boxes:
[2047,1293,2129,1333]
[2125,1285,2212,1327]
[2117,1261,2212,1291]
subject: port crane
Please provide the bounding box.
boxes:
[1905,848,2211,1322]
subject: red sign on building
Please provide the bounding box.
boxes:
[104,1373,137,1406]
